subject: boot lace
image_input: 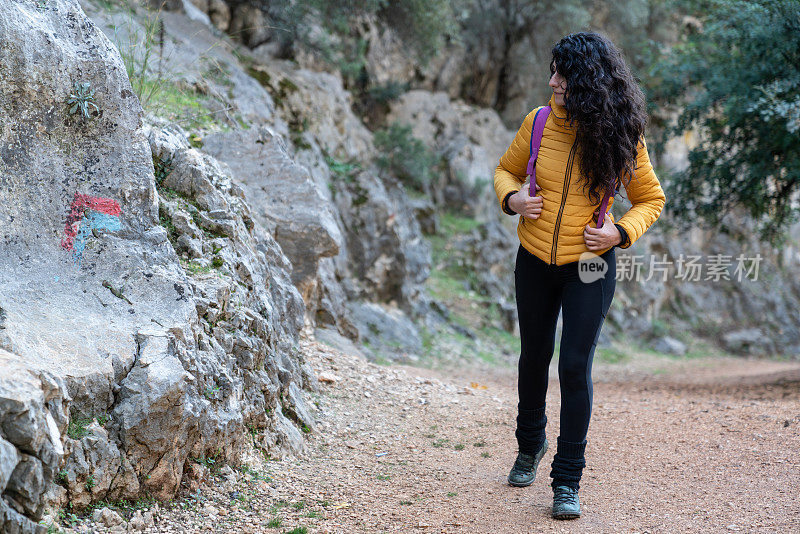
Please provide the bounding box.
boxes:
[511,453,535,473]
[553,486,578,505]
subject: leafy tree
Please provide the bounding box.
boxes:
[647,0,800,244]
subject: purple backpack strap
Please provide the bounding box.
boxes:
[596,184,614,228]
[526,105,615,228]
[525,106,551,197]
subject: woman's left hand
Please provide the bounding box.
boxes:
[583,211,622,251]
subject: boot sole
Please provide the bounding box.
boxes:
[552,512,581,520]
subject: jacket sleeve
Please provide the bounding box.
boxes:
[493,107,541,213]
[614,137,666,248]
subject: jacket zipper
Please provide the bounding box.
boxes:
[550,139,578,264]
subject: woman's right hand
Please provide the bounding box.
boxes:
[509,182,543,219]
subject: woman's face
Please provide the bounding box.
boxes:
[549,64,567,106]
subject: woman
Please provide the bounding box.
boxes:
[493,32,666,519]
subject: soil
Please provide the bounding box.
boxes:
[74,339,800,534]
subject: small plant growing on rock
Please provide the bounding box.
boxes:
[184,488,205,508]
[85,475,96,491]
[203,385,221,399]
[367,80,410,105]
[67,417,92,440]
[56,508,79,528]
[188,133,203,148]
[153,154,174,186]
[67,82,100,119]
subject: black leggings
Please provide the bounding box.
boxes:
[513,244,616,490]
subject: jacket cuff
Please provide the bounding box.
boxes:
[502,190,518,215]
[614,223,630,248]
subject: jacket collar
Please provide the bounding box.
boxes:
[548,93,573,130]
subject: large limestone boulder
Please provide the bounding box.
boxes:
[0,1,313,528]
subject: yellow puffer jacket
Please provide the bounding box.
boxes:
[494,93,666,265]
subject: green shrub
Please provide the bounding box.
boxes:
[368,81,410,105]
[373,123,437,191]
[240,1,456,81]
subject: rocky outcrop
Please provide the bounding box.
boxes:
[0,1,314,529]
[203,126,343,311]
[84,0,435,340]
[2,3,796,530]
[386,90,516,227]
[605,215,800,356]
[241,59,433,332]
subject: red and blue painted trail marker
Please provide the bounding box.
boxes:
[61,192,122,263]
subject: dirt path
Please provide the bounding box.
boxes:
[142,340,800,534]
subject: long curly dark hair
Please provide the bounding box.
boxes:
[550,32,648,204]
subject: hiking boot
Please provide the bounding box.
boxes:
[552,485,581,519]
[507,438,548,487]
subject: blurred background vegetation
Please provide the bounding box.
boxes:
[226,0,799,246]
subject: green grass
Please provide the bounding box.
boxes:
[438,212,481,235]
[182,259,213,275]
[112,4,231,133]
[269,500,290,515]
[419,209,523,371]
[596,346,630,364]
[67,417,92,439]
[147,83,227,131]
[67,415,108,439]
[192,453,221,472]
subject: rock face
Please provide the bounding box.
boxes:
[202,127,343,309]
[386,90,516,226]
[85,0,435,342]
[0,1,313,529]
[607,215,800,357]
[239,59,433,333]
